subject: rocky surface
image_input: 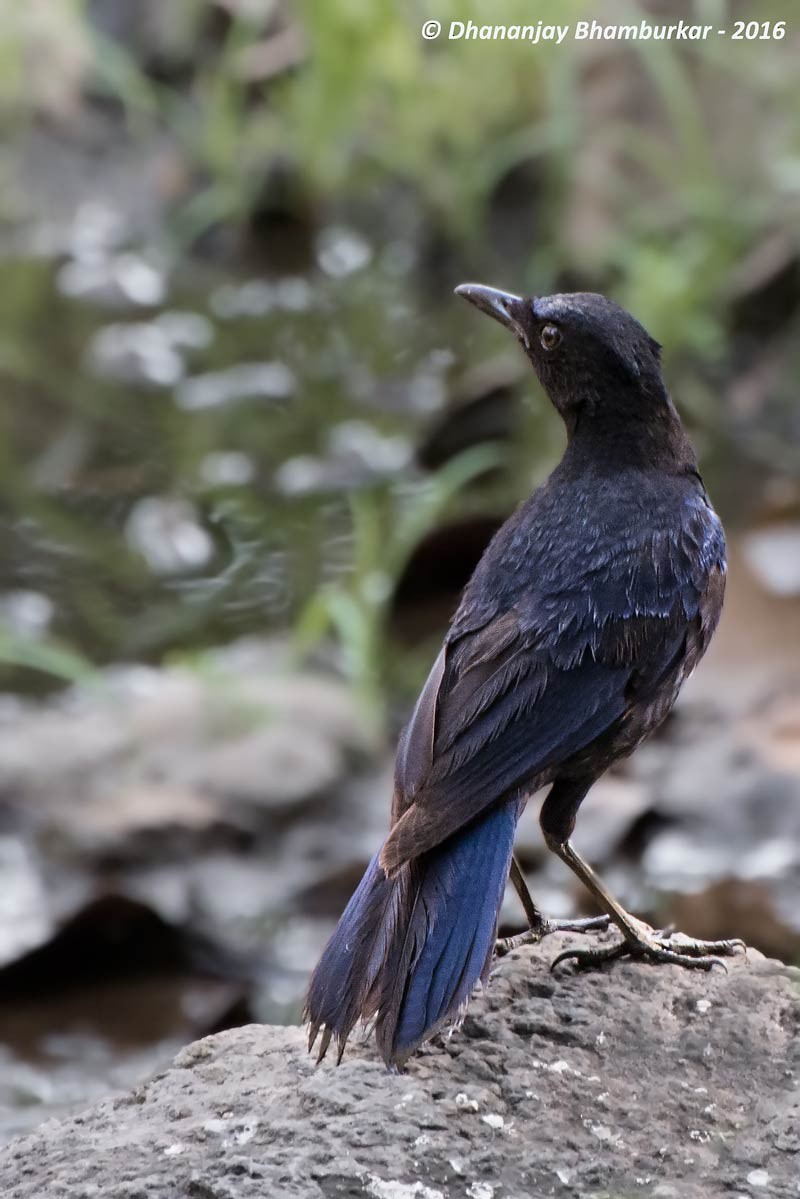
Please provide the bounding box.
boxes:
[2,935,798,1199]
[0,637,383,969]
[0,637,391,1143]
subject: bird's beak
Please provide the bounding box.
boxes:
[454,283,527,341]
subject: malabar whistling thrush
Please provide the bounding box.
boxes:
[305,285,742,1069]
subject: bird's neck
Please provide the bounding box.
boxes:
[562,381,696,474]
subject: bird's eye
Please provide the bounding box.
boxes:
[540,324,561,351]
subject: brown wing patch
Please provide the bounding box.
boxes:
[392,647,446,822]
[382,612,531,874]
[683,563,726,681]
[700,564,726,644]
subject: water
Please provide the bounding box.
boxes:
[0,215,543,694]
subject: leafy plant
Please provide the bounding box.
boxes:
[0,624,93,684]
[294,444,503,730]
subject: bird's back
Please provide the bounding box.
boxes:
[380,457,727,868]
[451,458,725,653]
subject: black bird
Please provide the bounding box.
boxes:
[306,285,742,1069]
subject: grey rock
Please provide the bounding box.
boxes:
[0,638,375,862]
[2,936,798,1199]
[0,639,385,1030]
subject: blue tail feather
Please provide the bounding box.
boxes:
[305,799,521,1067]
[388,799,519,1059]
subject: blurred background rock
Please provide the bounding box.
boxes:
[0,0,799,1142]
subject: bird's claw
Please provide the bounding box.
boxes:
[550,927,746,974]
[495,914,611,958]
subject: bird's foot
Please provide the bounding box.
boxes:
[550,919,746,973]
[495,913,610,959]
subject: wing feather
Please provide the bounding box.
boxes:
[382,493,726,877]
[382,640,629,874]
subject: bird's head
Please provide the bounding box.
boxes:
[455,284,665,433]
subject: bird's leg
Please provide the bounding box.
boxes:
[539,779,744,972]
[547,838,744,971]
[495,855,610,958]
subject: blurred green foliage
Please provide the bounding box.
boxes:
[267,0,590,231]
[295,444,504,724]
[0,0,798,696]
[68,0,588,243]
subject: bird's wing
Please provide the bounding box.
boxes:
[381,535,724,876]
[381,610,633,873]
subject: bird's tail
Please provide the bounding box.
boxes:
[305,798,521,1068]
